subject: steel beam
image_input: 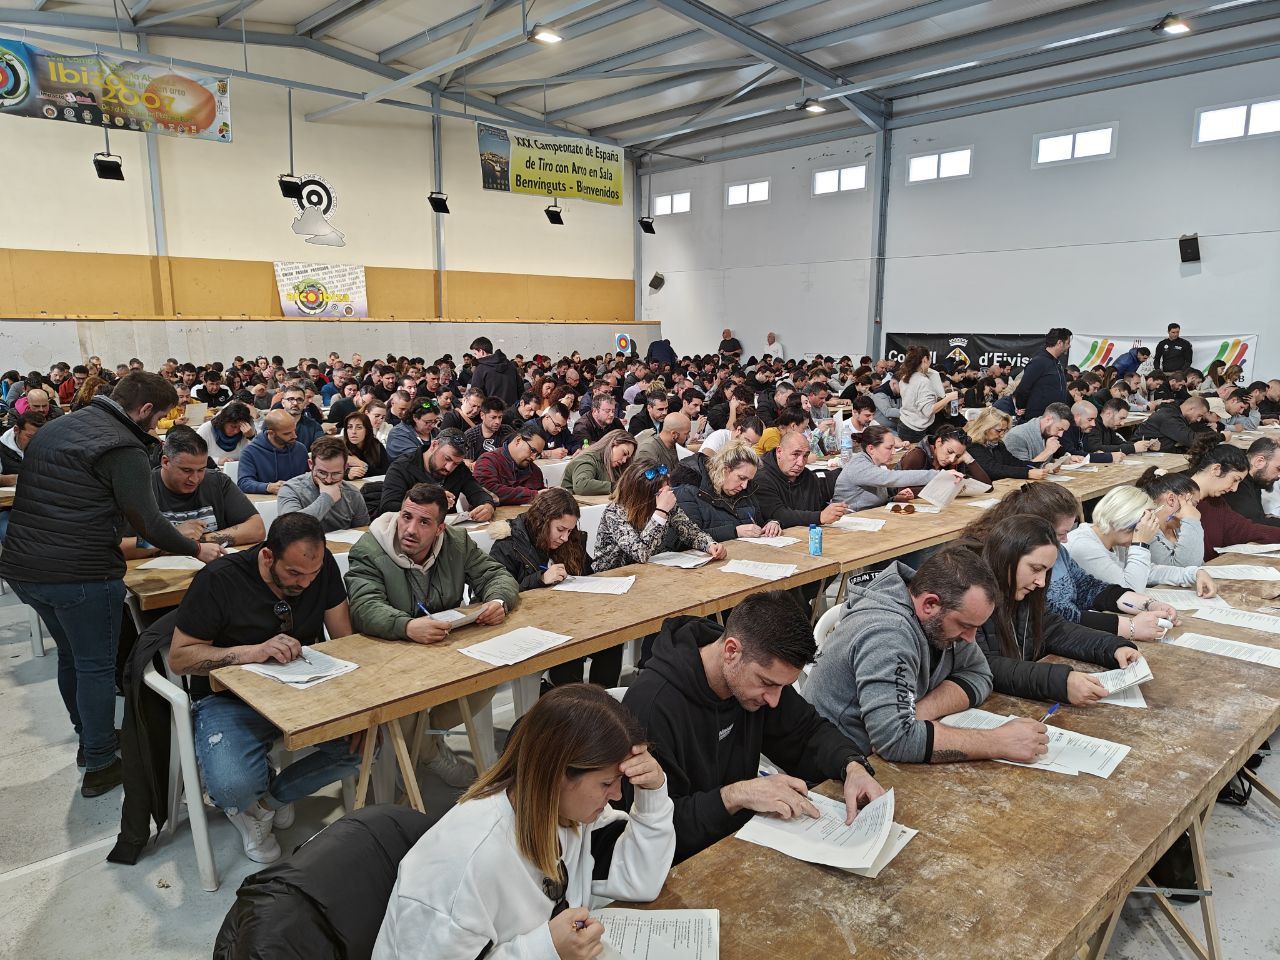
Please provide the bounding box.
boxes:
[217,0,266,28]
[138,36,169,258]
[378,0,522,64]
[866,123,891,361]
[641,64,776,149]
[137,0,241,30]
[440,0,500,89]
[457,57,758,88]
[295,0,390,38]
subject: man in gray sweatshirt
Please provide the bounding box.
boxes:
[1002,402,1073,463]
[804,548,1049,764]
[277,435,370,533]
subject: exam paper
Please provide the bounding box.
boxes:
[1144,589,1232,611]
[1092,656,1154,695]
[324,528,365,545]
[650,550,714,568]
[445,514,487,528]
[918,473,962,509]
[941,709,1078,775]
[1198,564,1280,581]
[720,559,798,580]
[842,823,918,879]
[458,627,572,666]
[597,909,719,960]
[1189,606,1280,635]
[1099,685,1147,709]
[552,575,635,595]
[941,709,1130,777]
[1214,543,1280,556]
[738,536,800,547]
[959,477,993,496]
[831,516,887,532]
[1164,631,1280,669]
[1046,475,1075,483]
[736,789,896,871]
[241,648,358,688]
[138,556,205,571]
[432,607,484,628]
[1058,462,1100,472]
[965,498,1001,510]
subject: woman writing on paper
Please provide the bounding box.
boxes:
[962,482,1179,643]
[675,441,781,543]
[374,684,675,960]
[832,424,961,511]
[963,515,1143,705]
[592,459,725,572]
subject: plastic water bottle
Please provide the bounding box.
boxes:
[949,397,960,417]
[809,524,823,556]
[839,430,853,465]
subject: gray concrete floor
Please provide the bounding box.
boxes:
[0,588,1275,959]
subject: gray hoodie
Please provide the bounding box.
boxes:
[1002,418,1047,462]
[831,451,937,511]
[276,473,370,532]
[803,562,993,763]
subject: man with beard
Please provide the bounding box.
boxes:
[804,547,1048,765]
[168,512,355,865]
[1222,436,1280,528]
[622,590,884,863]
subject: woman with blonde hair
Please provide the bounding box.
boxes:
[1066,485,1216,594]
[374,684,674,959]
[675,440,781,542]
[593,459,726,571]
[965,407,1051,481]
[561,428,636,496]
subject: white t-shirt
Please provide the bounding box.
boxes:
[763,338,786,360]
[699,428,733,455]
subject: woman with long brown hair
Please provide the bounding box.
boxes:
[70,375,108,411]
[592,459,726,571]
[374,684,673,960]
[897,345,958,442]
[342,410,389,479]
[561,428,636,495]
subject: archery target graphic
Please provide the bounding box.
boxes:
[294,175,336,218]
[616,333,631,352]
[291,278,331,316]
[0,49,31,108]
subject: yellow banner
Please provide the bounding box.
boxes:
[477,122,623,206]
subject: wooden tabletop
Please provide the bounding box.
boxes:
[210,538,839,750]
[642,602,1280,960]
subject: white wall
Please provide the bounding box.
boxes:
[643,134,878,358]
[882,58,1280,377]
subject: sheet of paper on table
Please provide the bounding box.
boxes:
[1092,656,1154,695]
[458,627,573,666]
[1046,475,1075,483]
[138,556,205,570]
[942,709,1130,778]
[1163,631,1280,669]
[831,516,887,532]
[650,550,714,569]
[552,575,635,595]
[1189,605,1280,635]
[965,498,1001,510]
[324,528,365,545]
[1099,685,1147,709]
[1144,589,1232,611]
[241,648,358,689]
[1058,462,1100,472]
[721,559,798,580]
[597,909,719,960]
[738,536,800,547]
[941,709,1077,775]
[1199,564,1280,581]
[959,477,993,496]
[1214,543,1280,556]
[431,606,484,628]
[736,788,896,871]
[445,514,487,528]
[842,822,918,878]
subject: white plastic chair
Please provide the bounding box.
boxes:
[579,504,607,557]
[623,403,642,427]
[254,498,280,530]
[796,604,845,694]
[221,460,239,484]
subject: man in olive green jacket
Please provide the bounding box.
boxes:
[344,482,519,786]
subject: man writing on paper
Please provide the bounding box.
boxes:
[378,428,496,521]
[346,483,519,787]
[753,432,848,529]
[804,547,1049,765]
[623,590,883,863]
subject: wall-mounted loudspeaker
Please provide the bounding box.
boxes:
[1178,234,1200,263]
[649,272,665,291]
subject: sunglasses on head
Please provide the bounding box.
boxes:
[643,464,669,481]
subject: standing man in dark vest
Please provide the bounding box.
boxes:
[0,373,223,797]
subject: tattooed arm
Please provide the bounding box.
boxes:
[168,626,303,675]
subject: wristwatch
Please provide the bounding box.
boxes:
[841,756,875,779]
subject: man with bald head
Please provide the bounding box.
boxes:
[15,387,63,427]
[635,411,689,473]
[754,430,850,528]
[237,409,307,495]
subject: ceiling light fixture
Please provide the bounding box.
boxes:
[529,24,562,43]
[428,191,450,214]
[1153,13,1191,34]
[800,98,827,114]
[544,200,565,225]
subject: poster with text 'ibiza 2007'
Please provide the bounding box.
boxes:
[0,39,231,142]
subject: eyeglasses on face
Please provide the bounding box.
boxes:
[643,464,669,481]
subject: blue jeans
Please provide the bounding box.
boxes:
[193,694,362,815]
[11,579,126,772]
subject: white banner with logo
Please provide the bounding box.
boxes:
[273,262,368,318]
[1071,334,1258,377]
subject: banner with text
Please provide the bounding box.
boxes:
[0,39,231,142]
[476,122,623,206]
[1072,334,1258,376]
[273,262,368,318]
[884,333,1045,371]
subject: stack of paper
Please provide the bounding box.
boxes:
[831,516,887,532]
[1098,685,1147,709]
[650,550,714,568]
[459,627,572,666]
[1189,606,1280,634]
[941,709,1131,778]
[721,559,798,580]
[552,575,635,595]
[736,789,909,876]
[242,648,358,689]
[1092,657,1154,708]
[1199,564,1280,581]
[597,909,719,960]
[1164,631,1280,668]
[1058,462,1100,472]
[1144,589,1231,611]
[324,528,365,545]
[739,536,799,547]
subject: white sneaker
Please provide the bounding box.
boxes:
[272,802,295,830]
[426,740,477,788]
[226,806,281,864]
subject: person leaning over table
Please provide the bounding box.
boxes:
[1221,435,1280,529]
[560,428,636,496]
[120,426,264,557]
[833,423,962,511]
[591,459,726,572]
[964,407,1052,481]
[373,684,674,960]
[341,410,389,479]
[962,514,1143,707]
[622,590,882,864]
[377,428,496,522]
[524,400,573,459]
[897,423,992,485]
[1179,433,1280,560]
[752,430,848,528]
[346,482,518,788]
[168,512,354,865]
[277,435,370,533]
[473,424,546,507]
[1085,398,1160,457]
[237,409,308,495]
[674,440,781,543]
[0,373,223,798]
[1132,395,1213,453]
[572,391,625,448]
[804,547,1050,766]
[1001,402,1077,465]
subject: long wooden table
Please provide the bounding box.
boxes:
[641,552,1280,960]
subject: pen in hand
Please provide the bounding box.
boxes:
[1040,703,1060,723]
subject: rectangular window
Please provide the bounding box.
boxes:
[726,178,769,206]
[651,191,690,217]
[1194,97,1280,144]
[1033,123,1117,166]
[907,148,971,184]
[812,164,867,195]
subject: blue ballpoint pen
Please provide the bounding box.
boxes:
[1040,703,1060,722]
[415,601,429,618]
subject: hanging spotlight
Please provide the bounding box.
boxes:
[544,200,565,225]
[1153,13,1190,34]
[800,98,827,114]
[94,127,123,180]
[428,191,450,214]
[278,174,304,200]
[529,24,562,43]
[638,216,656,235]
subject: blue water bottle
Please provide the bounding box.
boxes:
[809,523,823,556]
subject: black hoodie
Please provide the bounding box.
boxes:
[623,615,867,863]
[469,350,521,407]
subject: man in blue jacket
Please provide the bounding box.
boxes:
[238,410,308,494]
[1112,346,1150,378]
[1013,328,1072,421]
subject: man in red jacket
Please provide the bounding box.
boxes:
[474,426,546,505]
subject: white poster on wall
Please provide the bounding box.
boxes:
[273,262,368,318]
[1071,333,1258,377]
